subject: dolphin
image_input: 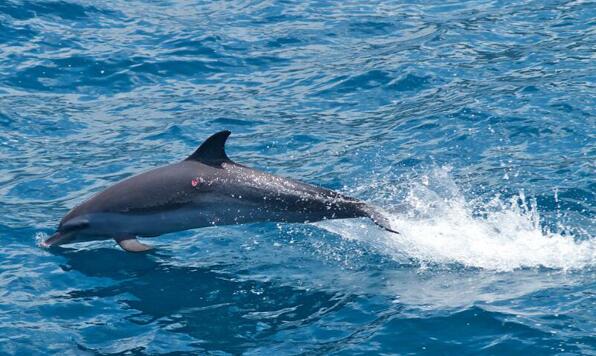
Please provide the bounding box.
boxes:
[42,131,398,252]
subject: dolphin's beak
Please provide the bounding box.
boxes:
[41,231,73,248]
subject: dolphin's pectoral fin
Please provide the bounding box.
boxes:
[115,236,153,252]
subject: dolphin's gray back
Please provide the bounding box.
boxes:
[61,162,201,224]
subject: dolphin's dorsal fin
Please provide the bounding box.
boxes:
[186,130,232,165]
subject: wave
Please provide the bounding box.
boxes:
[318,167,594,271]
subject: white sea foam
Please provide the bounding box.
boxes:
[35,232,49,248]
[317,167,595,271]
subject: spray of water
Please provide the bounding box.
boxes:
[318,167,595,271]
[35,232,49,247]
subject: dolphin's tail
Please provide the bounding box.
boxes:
[362,205,399,234]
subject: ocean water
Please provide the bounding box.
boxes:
[0,0,594,354]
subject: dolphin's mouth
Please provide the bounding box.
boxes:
[41,232,73,248]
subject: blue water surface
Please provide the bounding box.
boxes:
[0,0,594,354]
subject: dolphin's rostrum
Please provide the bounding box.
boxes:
[43,131,398,252]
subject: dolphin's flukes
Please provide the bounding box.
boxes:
[364,206,400,234]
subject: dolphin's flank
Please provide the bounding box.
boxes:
[43,131,398,252]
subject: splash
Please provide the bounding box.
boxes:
[318,167,595,271]
[35,232,50,249]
